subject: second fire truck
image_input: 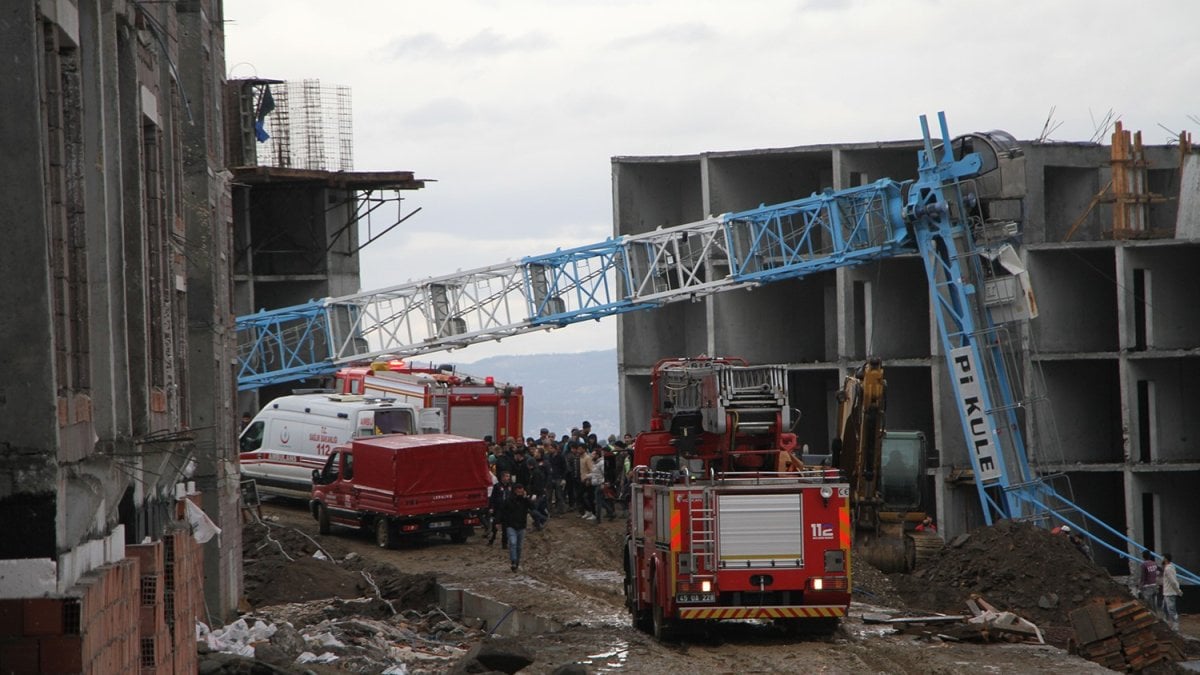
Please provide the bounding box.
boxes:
[333,360,523,442]
[624,357,851,639]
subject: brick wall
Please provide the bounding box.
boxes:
[0,497,206,674]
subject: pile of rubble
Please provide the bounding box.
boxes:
[202,515,480,673]
[864,595,1045,644]
[890,519,1130,628]
[198,599,485,673]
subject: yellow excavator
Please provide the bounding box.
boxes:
[831,358,943,573]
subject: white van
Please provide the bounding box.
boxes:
[239,393,443,498]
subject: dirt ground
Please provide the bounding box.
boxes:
[223,499,1196,674]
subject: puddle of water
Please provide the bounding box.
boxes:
[577,568,623,584]
[577,640,630,672]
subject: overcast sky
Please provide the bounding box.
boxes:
[224,0,1198,362]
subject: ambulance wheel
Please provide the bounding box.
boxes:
[375,519,395,549]
[651,575,672,641]
[317,504,331,535]
[449,528,471,544]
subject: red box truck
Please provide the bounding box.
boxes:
[310,433,492,547]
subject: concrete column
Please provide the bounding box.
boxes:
[0,1,60,561]
[178,1,243,621]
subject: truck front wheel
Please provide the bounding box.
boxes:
[317,504,331,535]
[375,518,395,549]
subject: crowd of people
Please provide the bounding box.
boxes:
[480,421,636,571]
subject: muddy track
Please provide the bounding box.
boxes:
[247,499,1108,674]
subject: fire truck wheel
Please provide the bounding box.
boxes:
[651,575,672,641]
[375,518,395,549]
[625,571,652,633]
[449,527,471,544]
[317,504,331,535]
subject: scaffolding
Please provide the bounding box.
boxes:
[257,79,354,172]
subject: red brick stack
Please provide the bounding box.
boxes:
[0,494,209,674]
[164,528,203,675]
[127,541,173,675]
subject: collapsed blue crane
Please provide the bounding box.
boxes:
[235,113,1197,583]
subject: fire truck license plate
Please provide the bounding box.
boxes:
[428,520,451,529]
[676,593,715,604]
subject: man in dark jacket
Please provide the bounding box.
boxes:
[487,471,513,547]
[528,459,549,530]
[512,447,533,488]
[545,441,568,514]
[498,483,534,572]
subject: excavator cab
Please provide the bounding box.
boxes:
[879,431,925,511]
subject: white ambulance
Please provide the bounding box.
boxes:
[238,393,443,498]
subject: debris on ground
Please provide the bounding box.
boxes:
[212,514,470,673]
[447,636,536,674]
[889,519,1131,630]
[200,598,482,673]
[965,595,1043,643]
[862,594,1044,645]
[1069,599,1188,672]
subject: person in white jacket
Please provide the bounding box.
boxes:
[587,447,613,523]
[1160,553,1182,631]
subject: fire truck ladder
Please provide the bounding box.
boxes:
[716,365,789,436]
[688,490,716,578]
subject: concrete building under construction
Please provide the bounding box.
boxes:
[0,1,238,670]
[224,78,427,411]
[613,125,1200,576]
[0,3,427,668]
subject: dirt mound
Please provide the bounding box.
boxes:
[890,519,1129,627]
[242,517,435,610]
[851,555,906,608]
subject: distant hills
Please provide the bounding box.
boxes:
[460,349,619,442]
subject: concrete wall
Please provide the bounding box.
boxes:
[0,0,241,620]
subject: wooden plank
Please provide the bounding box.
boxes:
[1107,601,1142,619]
[864,614,965,625]
[1117,615,1157,635]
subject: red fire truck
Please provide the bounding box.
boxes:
[334,360,523,442]
[623,357,852,640]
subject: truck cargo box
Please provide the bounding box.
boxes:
[311,433,492,547]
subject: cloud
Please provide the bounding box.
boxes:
[397,97,476,128]
[606,21,718,49]
[380,29,553,61]
[798,0,852,10]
